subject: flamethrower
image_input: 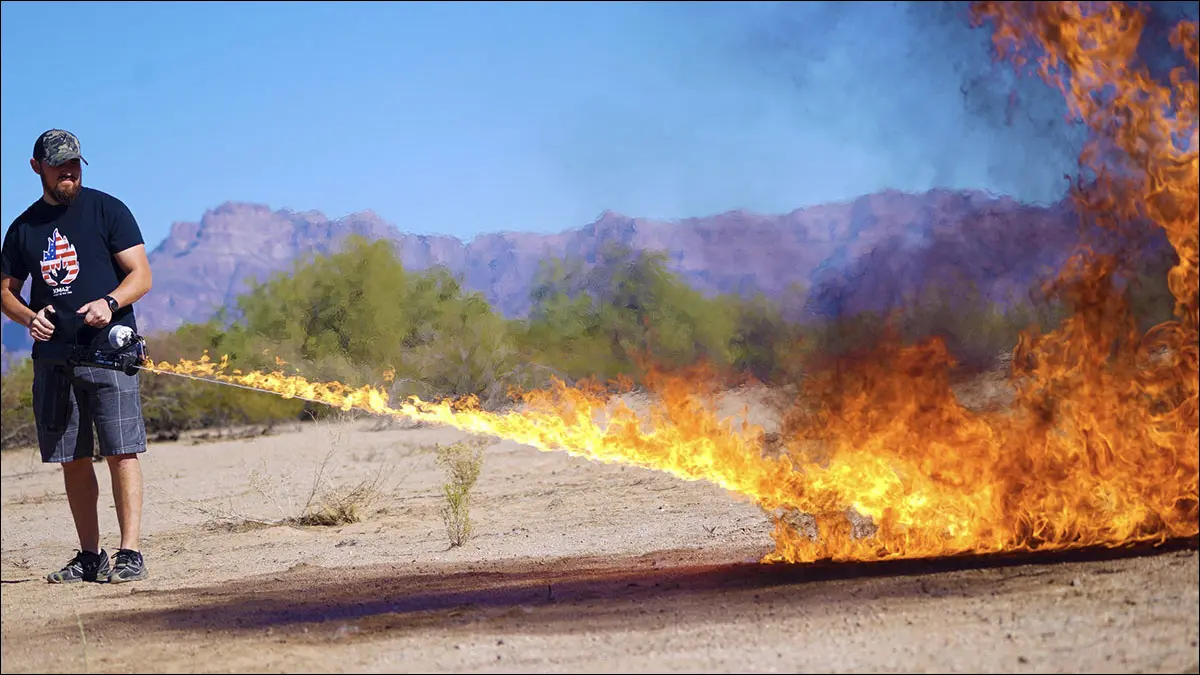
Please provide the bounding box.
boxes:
[38,305,150,376]
[39,305,381,408]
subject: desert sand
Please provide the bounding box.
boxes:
[1,385,1197,674]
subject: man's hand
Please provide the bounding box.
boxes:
[29,306,56,342]
[77,298,113,328]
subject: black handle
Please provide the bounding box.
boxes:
[46,304,86,342]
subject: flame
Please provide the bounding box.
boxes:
[150,0,1198,564]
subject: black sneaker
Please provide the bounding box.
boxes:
[46,549,111,584]
[107,548,148,583]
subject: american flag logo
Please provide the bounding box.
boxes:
[40,228,80,287]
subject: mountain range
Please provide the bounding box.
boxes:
[1,187,1093,359]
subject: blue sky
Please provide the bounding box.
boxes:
[2,1,1085,251]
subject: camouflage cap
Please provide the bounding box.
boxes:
[33,129,89,167]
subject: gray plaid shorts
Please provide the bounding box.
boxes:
[32,359,147,464]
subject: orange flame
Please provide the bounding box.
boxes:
[150,1,1198,564]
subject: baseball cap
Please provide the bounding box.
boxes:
[33,129,89,167]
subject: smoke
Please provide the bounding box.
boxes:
[531,2,1068,222]
[556,1,1194,217]
[708,0,1096,205]
[527,0,1196,234]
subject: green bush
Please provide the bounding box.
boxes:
[519,242,742,384]
[226,235,531,409]
[0,355,36,451]
[435,438,487,547]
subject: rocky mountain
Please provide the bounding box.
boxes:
[1,188,1091,359]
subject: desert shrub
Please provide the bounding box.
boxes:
[435,438,486,547]
[230,236,529,410]
[186,419,391,529]
[291,442,389,527]
[519,242,742,384]
[894,280,1067,372]
[720,290,810,384]
[787,275,1070,378]
[0,355,36,451]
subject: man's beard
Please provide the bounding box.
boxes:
[42,173,81,205]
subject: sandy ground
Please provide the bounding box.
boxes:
[1,385,1197,674]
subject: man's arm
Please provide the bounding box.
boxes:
[108,244,153,309]
[76,245,152,328]
[0,274,35,327]
[0,223,35,327]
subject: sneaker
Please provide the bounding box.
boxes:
[107,548,148,583]
[46,549,111,584]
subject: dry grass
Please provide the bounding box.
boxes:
[289,450,388,527]
[177,414,392,529]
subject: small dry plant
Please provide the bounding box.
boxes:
[435,437,487,547]
[182,412,391,529]
[288,446,388,527]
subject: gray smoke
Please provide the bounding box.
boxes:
[664,0,1196,207]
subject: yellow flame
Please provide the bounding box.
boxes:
[150,1,1198,564]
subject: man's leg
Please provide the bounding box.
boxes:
[106,455,143,552]
[82,364,149,582]
[34,361,111,583]
[62,458,102,553]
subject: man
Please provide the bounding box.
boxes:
[0,129,154,584]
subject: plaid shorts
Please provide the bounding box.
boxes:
[32,359,148,464]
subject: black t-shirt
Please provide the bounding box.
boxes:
[1,187,145,358]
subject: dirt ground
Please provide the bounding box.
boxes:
[1,385,1197,674]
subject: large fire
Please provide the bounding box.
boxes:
[151,1,1198,564]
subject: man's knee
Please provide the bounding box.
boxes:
[104,453,140,467]
[61,456,96,473]
[60,458,99,492]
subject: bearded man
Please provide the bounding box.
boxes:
[0,129,154,584]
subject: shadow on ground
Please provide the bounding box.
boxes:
[42,537,1200,645]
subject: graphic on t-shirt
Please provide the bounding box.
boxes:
[40,228,80,293]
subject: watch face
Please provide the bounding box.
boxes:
[107,297,119,312]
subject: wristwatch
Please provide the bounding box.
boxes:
[104,295,119,313]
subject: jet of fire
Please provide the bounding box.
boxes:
[150,0,1198,564]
